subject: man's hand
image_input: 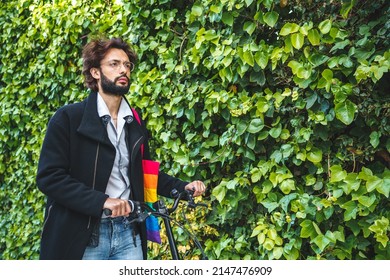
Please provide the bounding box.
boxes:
[185,180,207,197]
[103,198,131,217]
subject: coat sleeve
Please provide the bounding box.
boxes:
[36,108,108,217]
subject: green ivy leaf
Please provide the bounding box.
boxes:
[366,176,382,193]
[222,12,234,26]
[280,22,300,36]
[291,33,305,50]
[191,4,203,17]
[369,131,380,148]
[247,118,264,133]
[358,195,376,208]
[335,100,357,125]
[300,220,317,238]
[341,201,358,221]
[261,200,279,212]
[279,179,296,194]
[243,21,256,35]
[255,51,269,69]
[307,147,323,163]
[330,165,347,182]
[212,183,227,203]
[340,0,355,19]
[263,11,279,28]
[312,234,331,252]
[318,19,332,34]
[269,124,282,138]
[243,50,255,66]
[307,29,321,45]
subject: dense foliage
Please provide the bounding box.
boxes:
[0,0,389,260]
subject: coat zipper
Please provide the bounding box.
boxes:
[87,142,100,229]
[41,204,53,238]
[131,136,144,162]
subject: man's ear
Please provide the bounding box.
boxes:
[90,67,100,79]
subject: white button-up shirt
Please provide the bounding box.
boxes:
[97,93,133,201]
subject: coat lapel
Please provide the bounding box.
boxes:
[77,92,112,147]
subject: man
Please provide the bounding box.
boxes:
[36,37,206,260]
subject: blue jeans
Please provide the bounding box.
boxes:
[82,217,143,260]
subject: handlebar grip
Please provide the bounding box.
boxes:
[103,208,112,216]
[103,200,134,216]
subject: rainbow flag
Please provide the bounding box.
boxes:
[143,159,161,243]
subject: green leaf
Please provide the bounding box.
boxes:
[263,11,279,28]
[318,19,332,34]
[330,165,347,182]
[212,183,227,203]
[243,50,255,66]
[245,0,254,7]
[263,238,274,250]
[309,53,329,67]
[269,124,282,138]
[191,4,203,17]
[256,97,270,113]
[255,51,269,69]
[368,217,389,247]
[287,60,302,75]
[366,176,383,193]
[261,200,279,212]
[291,33,304,50]
[279,179,296,194]
[340,0,356,19]
[341,201,358,221]
[279,193,298,212]
[358,167,374,181]
[307,147,323,163]
[280,22,300,36]
[300,220,317,238]
[369,131,380,148]
[358,195,376,208]
[210,4,222,13]
[307,29,321,45]
[222,12,234,26]
[251,224,266,237]
[312,234,331,252]
[377,175,389,198]
[243,21,256,35]
[250,70,266,86]
[247,118,264,133]
[322,69,333,81]
[251,168,262,183]
[236,120,248,136]
[335,100,357,125]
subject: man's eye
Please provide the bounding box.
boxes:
[110,62,119,67]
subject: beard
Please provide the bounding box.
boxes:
[100,70,130,96]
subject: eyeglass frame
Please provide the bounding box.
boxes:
[100,59,135,72]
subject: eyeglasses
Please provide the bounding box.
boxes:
[100,60,135,72]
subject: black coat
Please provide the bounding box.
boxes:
[36,92,187,259]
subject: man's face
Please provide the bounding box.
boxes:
[96,48,133,96]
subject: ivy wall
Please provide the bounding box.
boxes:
[0,0,389,259]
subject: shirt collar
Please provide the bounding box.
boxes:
[97,93,133,121]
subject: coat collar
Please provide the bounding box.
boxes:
[77,92,111,145]
[77,92,145,149]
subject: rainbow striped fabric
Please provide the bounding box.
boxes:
[142,159,161,243]
[131,108,161,243]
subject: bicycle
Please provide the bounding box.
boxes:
[104,189,208,260]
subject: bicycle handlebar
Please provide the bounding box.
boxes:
[103,189,207,220]
[103,188,208,260]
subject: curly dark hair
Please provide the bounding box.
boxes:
[82,37,137,92]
